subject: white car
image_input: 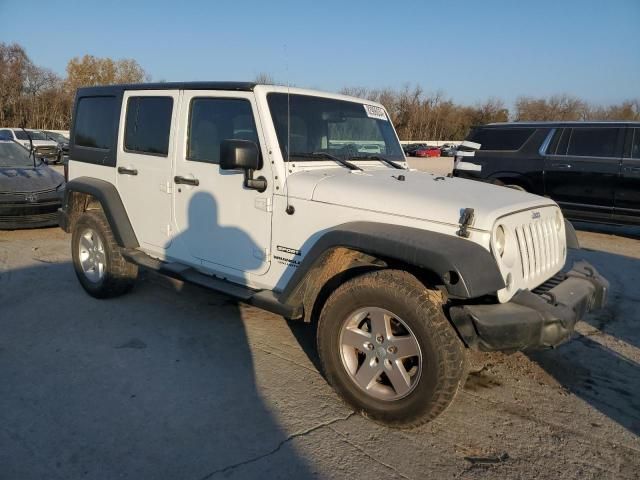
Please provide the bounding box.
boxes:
[0,128,60,162]
[59,82,608,427]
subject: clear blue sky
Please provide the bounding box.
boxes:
[1,0,638,106]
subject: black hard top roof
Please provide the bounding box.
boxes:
[76,81,257,96]
[482,121,640,128]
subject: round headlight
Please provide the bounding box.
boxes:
[495,225,506,257]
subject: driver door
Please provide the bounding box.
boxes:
[169,90,273,278]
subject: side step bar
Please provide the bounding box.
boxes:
[121,249,301,319]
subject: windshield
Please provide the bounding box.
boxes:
[0,142,34,167]
[267,93,404,162]
[14,130,48,141]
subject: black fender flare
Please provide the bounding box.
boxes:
[564,219,580,249]
[278,222,505,303]
[63,177,139,248]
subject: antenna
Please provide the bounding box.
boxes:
[284,44,294,215]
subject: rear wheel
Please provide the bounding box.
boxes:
[317,269,466,428]
[72,211,138,298]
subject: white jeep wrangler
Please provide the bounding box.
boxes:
[59,82,608,427]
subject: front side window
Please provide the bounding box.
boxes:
[567,128,621,157]
[267,93,404,161]
[124,96,173,156]
[467,127,536,151]
[187,98,258,164]
[74,96,117,149]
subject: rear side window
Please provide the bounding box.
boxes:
[467,128,535,151]
[124,96,173,156]
[187,98,258,164]
[567,128,621,157]
[74,96,117,149]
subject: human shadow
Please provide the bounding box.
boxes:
[0,194,313,479]
[528,247,640,436]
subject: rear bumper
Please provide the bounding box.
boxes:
[449,261,608,352]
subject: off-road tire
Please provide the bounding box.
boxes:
[72,211,138,298]
[317,269,466,428]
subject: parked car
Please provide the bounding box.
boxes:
[42,130,70,163]
[415,146,440,157]
[439,143,458,157]
[405,144,441,157]
[0,140,65,229]
[0,128,60,163]
[59,82,607,427]
[453,121,640,226]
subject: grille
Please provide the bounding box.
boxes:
[514,217,562,281]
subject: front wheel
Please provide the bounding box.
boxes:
[317,269,466,428]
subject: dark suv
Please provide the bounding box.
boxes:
[453,122,640,225]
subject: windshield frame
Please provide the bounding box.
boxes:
[266,92,405,164]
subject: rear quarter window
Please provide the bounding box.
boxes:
[74,96,117,149]
[468,127,536,151]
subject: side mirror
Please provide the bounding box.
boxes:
[220,139,267,192]
[220,139,262,171]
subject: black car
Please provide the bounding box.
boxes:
[453,121,640,226]
[0,141,65,229]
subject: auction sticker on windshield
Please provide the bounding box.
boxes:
[364,104,387,120]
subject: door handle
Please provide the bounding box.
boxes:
[624,167,640,173]
[117,166,138,176]
[174,175,199,186]
[551,163,572,169]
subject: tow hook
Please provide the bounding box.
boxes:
[457,208,475,238]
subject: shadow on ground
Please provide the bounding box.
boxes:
[529,247,640,436]
[0,261,313,479]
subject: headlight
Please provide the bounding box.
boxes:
[495,225,506,257]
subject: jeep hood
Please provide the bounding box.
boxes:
[286,168,556,231]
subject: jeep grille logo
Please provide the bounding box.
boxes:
[531,211,541,219]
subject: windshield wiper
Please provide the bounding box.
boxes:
[349,154,406,170]
[290,152,363,171]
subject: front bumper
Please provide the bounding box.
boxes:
[449,261,608,352]
[0,200,61,229]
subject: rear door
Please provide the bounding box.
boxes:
[116,90,179,254]
[543,127,623,221]
[614,128,640,223]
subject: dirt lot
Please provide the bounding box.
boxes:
[1,224,639,479]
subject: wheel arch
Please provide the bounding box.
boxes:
[62,177,139,248]
[278,222,505,321]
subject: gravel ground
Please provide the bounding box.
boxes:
[1,224,638,479]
